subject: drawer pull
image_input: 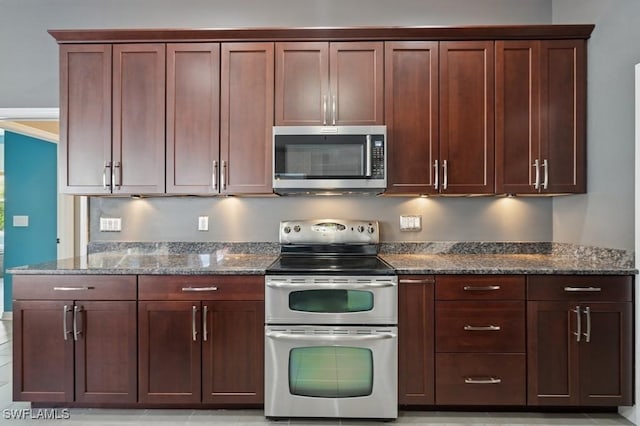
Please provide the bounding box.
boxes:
[463,285,501,291]
[464,377,502,385]
[464,325,501,331]
[181,286,218,292]
[564,286,601,292]
[400,279,434,284]
[54,286,95,291]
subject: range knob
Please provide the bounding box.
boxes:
[357,225,365,233]
[367,226,375,234]
[283,226,291,234]
[293,225,301,232]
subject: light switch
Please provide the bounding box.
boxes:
[100,217,122,232]
[198,216,209,231]
[13,215,29,227]
[400,215,422,232]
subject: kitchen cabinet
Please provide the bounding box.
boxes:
[398,275,435,405]
[435,275,526,405]
[385,42,439,194]
[138,275,264,405]
[527,275,632,406]
[496,40,586,194]
[59,44,165,194]
[12,275,137,403]
[275,42,383,125]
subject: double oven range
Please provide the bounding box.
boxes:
[265,219,398,420]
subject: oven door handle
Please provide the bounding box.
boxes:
[265,331,396,342]
[266,281,396,290]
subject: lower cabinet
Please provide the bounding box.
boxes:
[12,275,137,403]
[138,275,264,405]
[527,275,633,406]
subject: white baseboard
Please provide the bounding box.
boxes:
[1,312,13,321]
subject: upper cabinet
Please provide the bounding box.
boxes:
[496,40,586,194]
[275,42,384,126]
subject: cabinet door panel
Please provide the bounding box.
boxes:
[202,301,264,404]
[540,40,586,193]
[385,42,439,194]
[275,42,329,125]
[527,301,580,405]
[60,44,112,194]
[579,302,632,406]
[330,42,384,125]
[75,301,137,403]
[113,44,166,194]
[440,41,494,194]
[495,41,540,194]
[220,42,274,194]
[13,301,74,402]
[167,43,220,194]
[138,301,201,404]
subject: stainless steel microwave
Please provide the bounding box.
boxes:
[272,126,387,195]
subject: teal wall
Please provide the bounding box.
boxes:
[4,131,57,312]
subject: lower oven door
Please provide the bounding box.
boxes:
[265,275,397,324]
[265,325,397,419]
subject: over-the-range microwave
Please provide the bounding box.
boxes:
[272,125,387,195]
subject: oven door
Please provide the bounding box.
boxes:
[265,325,397,419]
[265,275,397,324]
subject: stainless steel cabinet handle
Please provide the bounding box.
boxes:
[221,160,227,191]
[322,95,327,125]
[463,285,501,291]
[54,286,95,291]
[533,159,540,190]
[63,305,72,340]
[399,279,434,284]
[192,305,198,342]
[433,160,439,190]
[73,305,82,341]
[103,161,112,190]
[442,159,448,190]
[266,331,396,342]
[365,135,372,177]
[181,286,218,292]
[332,95,337,125]
[112,161,121,189]
[583,306,591,343]
[542,159,549,190]
[465,377,502,385]
[212,160,218,190]
[203,306,209,342]
[464,325,501,331]
[564,287,602,292]
[573,305,581,342]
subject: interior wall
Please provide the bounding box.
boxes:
[552,0,640,251]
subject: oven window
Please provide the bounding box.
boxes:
[289,289,374,313]
[289,347,373,398]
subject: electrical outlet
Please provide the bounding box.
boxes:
[198,216,209,231]
[100,217,122,232]
[400,215,422,232]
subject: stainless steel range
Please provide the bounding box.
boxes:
[264,219,398,420]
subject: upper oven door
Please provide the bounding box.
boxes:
[273,126,386,192]
[265,275,397,325]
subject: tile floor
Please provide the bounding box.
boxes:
[0,319,634,425]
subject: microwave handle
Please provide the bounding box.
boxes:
[366,135,372,177]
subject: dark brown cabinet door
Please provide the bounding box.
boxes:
[13,300,74,402]
[385,42,439,195]
[275,42,329,126]
[59,44,112,195]
[112,44,166,194]
[202,301,264,404]
[166,43,220,194]
[439,41,494,194]
[74,301,137,404]
[540,39,586,193]
[220,42,274,194]
[398,276,434,405]
[138,301,201,404]
[330,42,384,125]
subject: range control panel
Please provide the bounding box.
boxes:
[279,219,379,245]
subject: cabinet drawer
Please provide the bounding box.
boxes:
[435,353,525,405]
[527,275,632,302]
[436,275,524,300]
[12,275,136,300]
[435,301,525,352]
[138,275,264,300]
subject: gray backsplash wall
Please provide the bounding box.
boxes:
[90,196,553,243]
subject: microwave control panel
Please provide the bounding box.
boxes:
[371,138,385,179]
